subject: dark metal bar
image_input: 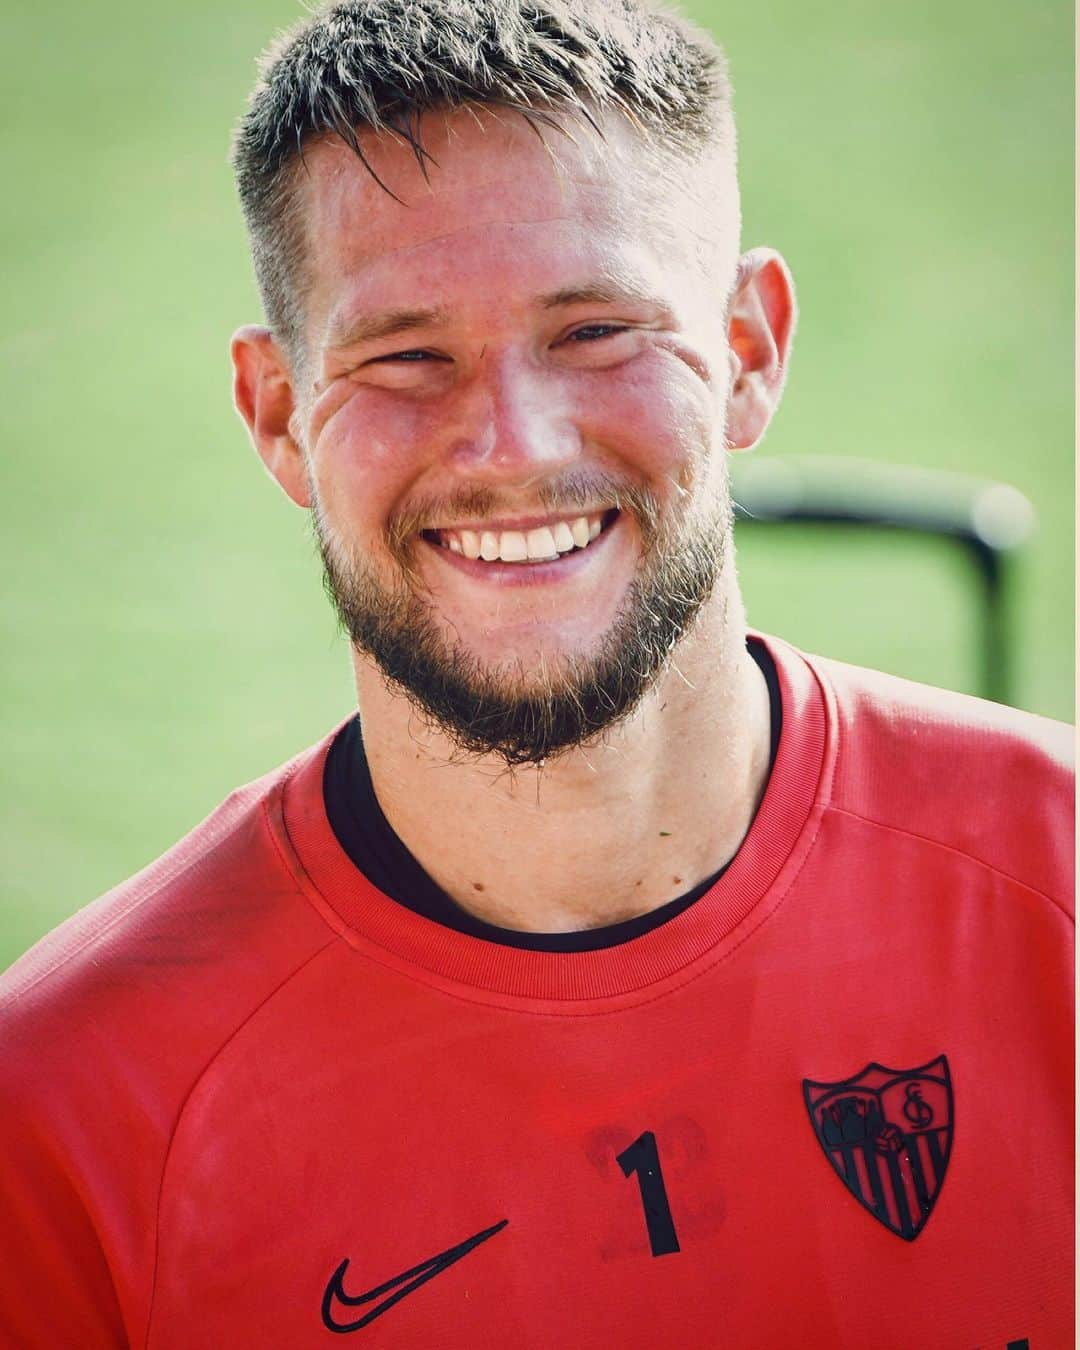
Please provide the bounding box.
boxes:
[731,456,1035,706]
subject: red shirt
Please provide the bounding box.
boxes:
[0,637,1072,1348]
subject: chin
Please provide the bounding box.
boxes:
[437,624,616,685]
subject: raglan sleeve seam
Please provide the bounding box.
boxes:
[826,803,1075,926]
[140,786,343,1350]
[141,928,341,1348]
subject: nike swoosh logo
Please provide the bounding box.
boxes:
[321,1219,509,1334]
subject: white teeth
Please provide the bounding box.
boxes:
[498,530,528,562]
[436,513,608,562]
[525,526,558,560]
[552,521,575,553]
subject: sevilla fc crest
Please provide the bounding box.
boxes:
[803,1055,952,1241]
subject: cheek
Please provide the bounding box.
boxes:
[579,354,720,488]
[308,384,431,529]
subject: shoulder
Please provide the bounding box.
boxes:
[0,734,345,1341]
[805,650,1074,915]
[0,734,341,1123]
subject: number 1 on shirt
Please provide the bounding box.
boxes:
[616,1131,681,1257]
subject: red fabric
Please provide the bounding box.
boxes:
[0,637,1072,1348]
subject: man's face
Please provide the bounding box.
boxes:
[290,110,741,764]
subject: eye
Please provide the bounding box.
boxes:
[374,349,442,363]
[566,324,629,343]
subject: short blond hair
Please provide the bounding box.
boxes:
[231,0,735,363]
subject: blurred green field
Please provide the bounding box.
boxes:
[1,0,1073,968]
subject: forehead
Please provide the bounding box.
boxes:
[298,108,708,336]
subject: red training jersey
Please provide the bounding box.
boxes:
[0,636,1073,1349]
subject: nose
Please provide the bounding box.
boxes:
[443,353,582,488]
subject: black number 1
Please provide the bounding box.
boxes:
[616,1131,681,1257]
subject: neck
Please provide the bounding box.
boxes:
[352,580,772,934]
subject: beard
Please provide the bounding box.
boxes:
[313,474,730,768]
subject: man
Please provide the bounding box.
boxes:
[0,1,1071,1346]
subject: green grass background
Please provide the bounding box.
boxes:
[2,0,1073,968]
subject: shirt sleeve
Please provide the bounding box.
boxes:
[0,1074,129,1347]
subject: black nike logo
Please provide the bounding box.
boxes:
[321,1219,509,1334]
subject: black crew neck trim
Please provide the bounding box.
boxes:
[323,638,782,953]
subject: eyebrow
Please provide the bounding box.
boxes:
[326,282,663,350]
[325,306,452,350]
[539,282,662,310]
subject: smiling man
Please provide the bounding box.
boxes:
[0,2,1072,1347]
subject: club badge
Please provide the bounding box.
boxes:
[802,1055,952,1241]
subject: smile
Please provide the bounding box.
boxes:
[422,510,617,564]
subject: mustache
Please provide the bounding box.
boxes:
[387,473,663,555]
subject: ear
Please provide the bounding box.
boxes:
[230,325,311,508]
[724,248,796,451]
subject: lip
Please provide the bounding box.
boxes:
[419,510,622,586]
